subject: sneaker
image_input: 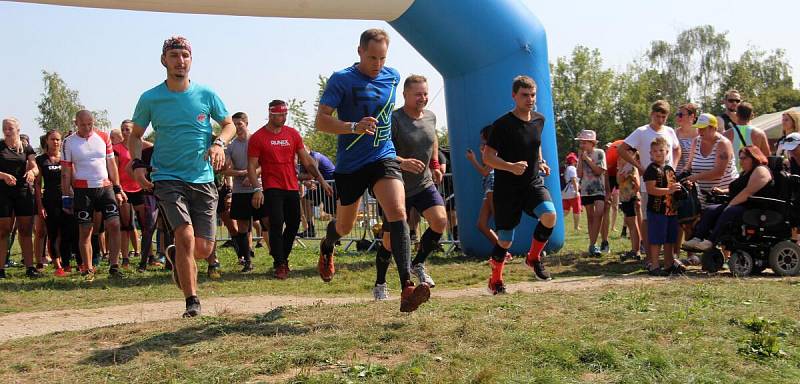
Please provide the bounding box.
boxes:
[207,263,222,280]
[84,269,96,282]
[682,237,704,251]
[121,258,131,270]
[373,283,390,301]
[647,267,668,277]
[588,244,602,257]
[54,267,66,277]
[667,263,687,275]
[108,267,126,279]
[164,245,180,289]
[318,241,336,282]
[36,263,45,271]
[136,262,147,273]
[600,240,610,253]
[412,263,435,288]
[26,267,42,279]
[274,263,289,280]
[238,256,245,265]
[148,257,163,268]
[5,260,19,268]
[526,258,552,281]
[0,269,5,279]
[240,261,254,273]
[621,250,641,261]
[63,265,72,273]
[183,296,201,318]
[487,258,507,295]
[504,252,513,262]
[400,281,430,312]
[695,239,714,251]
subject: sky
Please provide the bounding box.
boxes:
[1,0,798,141]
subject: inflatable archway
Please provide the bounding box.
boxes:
[18,0,565,256]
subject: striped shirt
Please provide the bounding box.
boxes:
[676,136,694,174]
[690,136,738,206]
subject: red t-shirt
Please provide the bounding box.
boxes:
[247,125,303,191]
[112,142,142,193]
[606,139,625,177]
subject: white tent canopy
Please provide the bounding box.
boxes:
[751,106,800,139]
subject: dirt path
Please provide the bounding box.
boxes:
[0,275,660,342]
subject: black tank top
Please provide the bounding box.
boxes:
[729,165,773,199]
[35,154,62,200]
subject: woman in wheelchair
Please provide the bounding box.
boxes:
[683,146,773,251]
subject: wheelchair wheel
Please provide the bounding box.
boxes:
[729,250,754,277]
[768,240,800,276]
[701,248,724,273]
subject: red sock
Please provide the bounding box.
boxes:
[527,238,547,262]
[490,259,505,281]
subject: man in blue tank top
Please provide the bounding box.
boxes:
[315,28,430,313]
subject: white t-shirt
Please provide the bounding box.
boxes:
[562,165,578,199]
[623,124,680,191]
[61,130,114,188]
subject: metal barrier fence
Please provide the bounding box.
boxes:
[215,174,461,254]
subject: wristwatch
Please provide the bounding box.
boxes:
[253,187,263,192]
[349,122,356,133]
[213,138,226,148]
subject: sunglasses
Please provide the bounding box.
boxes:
[676,112,685,118]
[784,137,799,143]
[727,99,742,103]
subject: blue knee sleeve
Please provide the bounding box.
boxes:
[498,229,515,243]
[534,201,556,218]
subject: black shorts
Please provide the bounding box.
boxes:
[334,158,402,206]
[493,183,553,231]
[217,184,231,214]
[304,186,338,215]
[126,190,145,206]
[608,175,619,191]
[0,187,35,217]
[74,186,119,225]
[43,196,64,234]
[619,199,638,218]
[581,195,605,206]
[230,192,267,221]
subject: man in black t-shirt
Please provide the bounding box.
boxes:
[483,76,557,293]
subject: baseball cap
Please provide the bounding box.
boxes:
[780,132,800,152]
[693,113,718,129]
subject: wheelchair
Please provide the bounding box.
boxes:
[700,157,800,277]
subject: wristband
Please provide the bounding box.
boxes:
[131,158,151,171]
[253,187,263,192]
[350,122,356,133]
[113,185,122,194]
[213,138,225,147]
[429,157,440,170]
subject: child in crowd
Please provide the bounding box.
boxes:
[466,125,499,247]
[643,137,683,275]
[561,152,581,231]
[575,130,606,257]
[617,146,641,260]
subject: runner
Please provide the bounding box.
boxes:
[249,100,332,279]
[315,28,431,312]
[61,110,127,282]
[114,120,149,269]
[374,74,447,300]
[222,111,264,273]
[482,75,557,294]
[0,117,40,279]
[128,36,235,317]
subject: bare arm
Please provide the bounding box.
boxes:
[34,167,44,215]
[645,179,680,196]
[221,156,247,177]
[483,145,527,176]
[618,142,642,172]
[298,148,328,187]
[247,156,261,190]
[466,150,491,177]
[672,143,682,168]
[729,166,772,206]
[315,104,376,135]
[61,165,73,197]
[688,139,731,182]
[755,129,772,157]
[106,157,121,188]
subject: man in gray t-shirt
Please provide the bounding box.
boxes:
[222,112,265,272]
[374,75,448,300]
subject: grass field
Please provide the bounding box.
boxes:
[2,219,799,383]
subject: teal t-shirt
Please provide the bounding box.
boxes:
[132,82,228,183]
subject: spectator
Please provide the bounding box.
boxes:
[561,152,580,231]
[643,137,682,276]
[717,89,741,133]
[575,130,606,257]
[725,102,771,169]
[684,114,737,207]
[617,146,642,260]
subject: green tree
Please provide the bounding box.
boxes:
[36,70,82,135]
[551,46,619,155]
[302,75,338,161]
[613,63,663,135]
[716,48,800,115]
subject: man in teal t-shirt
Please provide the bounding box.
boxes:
[128,36,235,318]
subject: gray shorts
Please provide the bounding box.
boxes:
[153,180,218,241]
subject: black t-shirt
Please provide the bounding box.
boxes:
[790,157,800,176]
[487,111,545,188]
[0,140,36,190]
[644,163,677,215]
[719,113,737,133]
[729,165,773,199]
[35,154,62,199]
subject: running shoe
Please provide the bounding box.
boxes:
[207,263,222,280]
[136,261,148,273]
[526,258,552,281]
[84,269,96,282]
[54,267,66,277]
[108,266,126,279]
[63,265,73,273]
[26,267,42,279]
[0,269,6,279]
[487,258,507,295]
[400,281,430,312]
[373,283,390,301]
[274,263,289,280]
[412,263,435,288]
[183,296,201,318]
[600,240,610,254]
[164,245,180,289]
[318,240,336,282]
[240,261,254,273]
[36,263,45,271]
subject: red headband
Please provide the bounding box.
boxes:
[269,104,288,114]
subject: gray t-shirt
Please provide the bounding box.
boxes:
[391,108,437,197]
[225,136,259,193]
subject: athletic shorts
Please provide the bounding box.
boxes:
[74,186,119,225]
[581,195,605,206]
[217,184,231,215]
[126,190,145,206]
[304,185,337,215]
[647,212,678,245]
[619,199,638,218]
[334,158,402,206]
[381,184,444,231]
[482,172,495,195]
[493,182,554,231]
[562,197,581,213]
[230,192,267,221]
[153,180,217,241]
[0,187,35,217]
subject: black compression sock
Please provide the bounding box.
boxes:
[375,245,392,285]
[321,220,341,251]
[491,244,508,262]
[412,228,442,266]
[388,220,412,285]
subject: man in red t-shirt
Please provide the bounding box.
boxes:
[247,100,333,279]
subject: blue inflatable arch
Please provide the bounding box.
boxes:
[20,0,565,256]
